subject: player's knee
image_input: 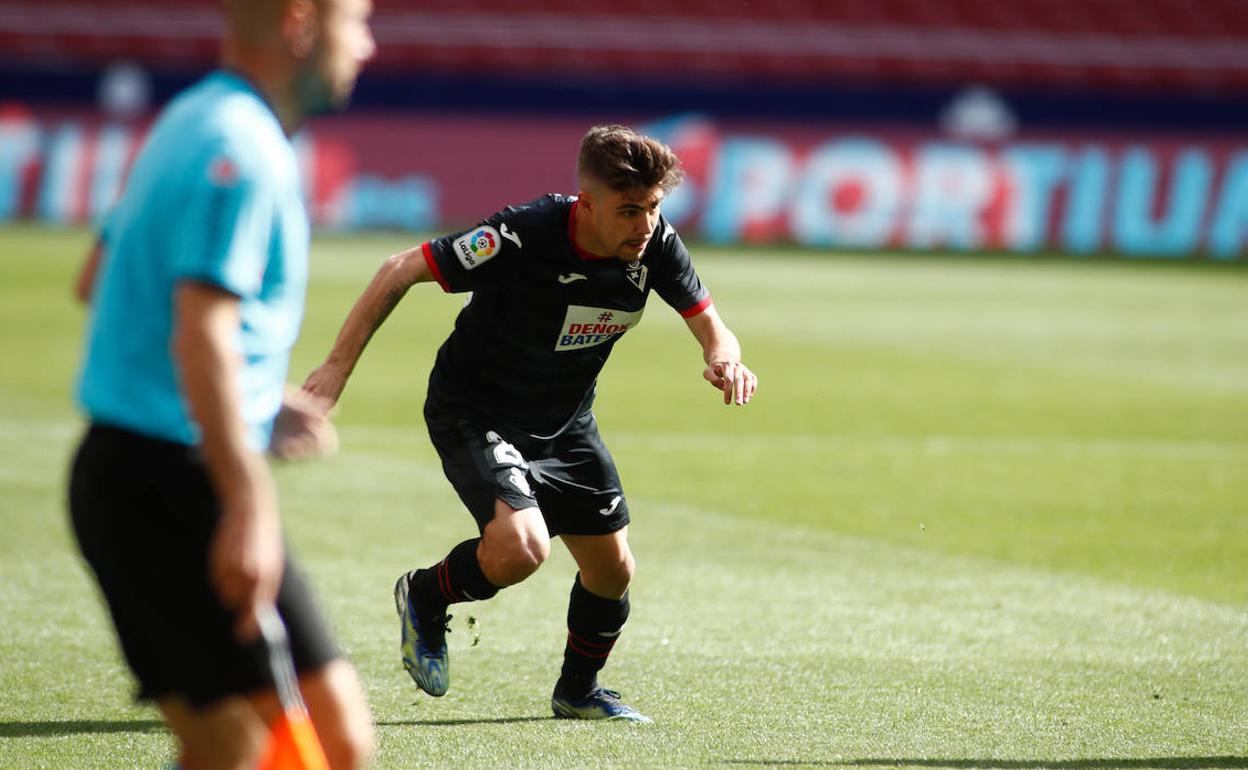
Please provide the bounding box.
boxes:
[601,549,628,586]
[481,528,550,586]
[494,533,550,585]
[624,551,636,583]
[611,550,636,590]
[582,551,635,598]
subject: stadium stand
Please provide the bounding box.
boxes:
[2,0,1247,93]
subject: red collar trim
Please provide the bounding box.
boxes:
[568,200,615,261]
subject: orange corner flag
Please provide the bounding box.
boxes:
[259,706,330,770]
[257,607,331,770]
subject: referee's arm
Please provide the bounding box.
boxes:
[174,280,283,641]
[74,239,105,304]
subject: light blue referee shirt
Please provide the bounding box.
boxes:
[76,70,309,451]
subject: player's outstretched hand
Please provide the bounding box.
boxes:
[703,360,758,405]
[269,384,339,461]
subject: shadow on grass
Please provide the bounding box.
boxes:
[4,715,554,736]
[378,716,551,727]
[0,719,166,737]
[713,759,1248,769]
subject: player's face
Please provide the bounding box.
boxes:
[303,0,375,112]
[587,185,665,261]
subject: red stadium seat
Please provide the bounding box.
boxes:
[2,0,1246,94]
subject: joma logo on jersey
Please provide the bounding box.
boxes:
[453,226,501,270]
[555,305,644,351]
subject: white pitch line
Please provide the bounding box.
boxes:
[604,430,1248,460]
[3,418,1242,460]
[327,423,1248,460]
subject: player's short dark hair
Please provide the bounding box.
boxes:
[578,125,684,194]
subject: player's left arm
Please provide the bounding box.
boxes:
[684,304,758,406]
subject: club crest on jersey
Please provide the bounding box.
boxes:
[453,226,502,270]
[555,304,645,351]
[624,260,648,292]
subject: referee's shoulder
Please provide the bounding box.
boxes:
[189,103,292,188]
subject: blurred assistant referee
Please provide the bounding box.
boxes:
[68,1,376,768]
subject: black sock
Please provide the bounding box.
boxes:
[412,538,499,613]
[558,573,629,698]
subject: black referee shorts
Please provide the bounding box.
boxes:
[424,403,630,537]
[67,424,339,708]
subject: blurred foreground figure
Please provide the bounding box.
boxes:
[301,124,759,724]
[69,1,376,768]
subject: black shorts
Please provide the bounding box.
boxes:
[68,424,339,708]
[424,402,629,537]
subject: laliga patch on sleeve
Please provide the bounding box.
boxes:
[453,226,502,270]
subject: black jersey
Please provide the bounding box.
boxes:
[423,194,711,437]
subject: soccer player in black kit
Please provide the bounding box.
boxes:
[300,125,758,722]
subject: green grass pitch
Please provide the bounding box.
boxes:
[1,224,1245,769]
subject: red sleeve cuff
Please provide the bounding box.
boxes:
[679,295,713,318]
[422,241,451,293]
